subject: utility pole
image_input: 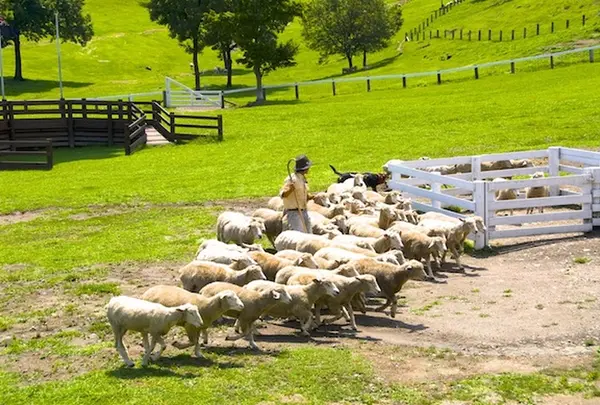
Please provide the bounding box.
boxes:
[55,12,64,99]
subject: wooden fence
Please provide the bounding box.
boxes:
[386,147,600,249]
[0,139,53,170]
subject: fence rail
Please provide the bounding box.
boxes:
[0,139,53,170]
[386,147,600,249]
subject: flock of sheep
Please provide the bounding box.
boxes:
[106,172,488,367]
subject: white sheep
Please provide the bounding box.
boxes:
[400,230,447,280]
[273,264,360,285]
[526,172,549,214]
[274,230,338,254]
[106,296,203,367]
[492,178,518,216]
[419,217,479,269]
[267,196,284,211]
[179,261,266,292]
[314,247,403,265]
[247,278,340,336]
[249,250,318,281]
[307,202,345,219]
[327,173,366,195]
[141,286,244,357]
[332,230,403,253]
[252,208,283,246]
[217,211,266,246]
[275,250,344,269]
[195,242,258,268]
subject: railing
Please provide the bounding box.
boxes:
[386,147,600,249]
[124,104,147,156]
[0,140,53,170]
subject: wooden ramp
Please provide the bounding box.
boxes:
[145,126,170,146]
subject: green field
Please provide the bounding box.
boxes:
[2,0,600,403]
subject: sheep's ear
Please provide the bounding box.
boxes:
[272,291,281,300]
[428,240,436,249]
[459,218,466,223]
[313,278,323,284]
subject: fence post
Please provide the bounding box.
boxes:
[582,14,586,26]
[217,115,223,142]
[474,66,479,79]
[219,92,225,109]
[474,180,487,249]
[551,21,554,33]
[548,147,560,196]
[107,101,114,146]
[444,30,447,39]
[587,167,600,228]
[66,101,74,148]
[536,23,540,35]
[7,102,15,151]
[510,61,515,74]
[437,72,442,85]
[523,27,527,39]
[294,84,299,100]
[82,98,88,119]
[436,29,440,38]
[46,139,53,170]
[583,167,598,231]
[432,173,442,209]
[478,30,482,41]
[366,78,371,92]
[499,30,502,41]
[468,30,472,41]
[169,112,176,140]
[402,76,407,88]
[590,49,595,63]
[162,90,168,106]
[471,155,482,181]
[550,55,555,69]
[566,19,569,29]
[430,31,432,39]
[124,123,131,155]
[488,29,492,41]
[511,30,515,40]
[451,30,455,40]
[332,80,336,96]
[460,29,463,40]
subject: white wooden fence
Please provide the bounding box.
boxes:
[386,147,600,249]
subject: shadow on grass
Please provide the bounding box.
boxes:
[3,78,92,98]
[52,147,124,165]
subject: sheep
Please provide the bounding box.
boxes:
[274,230,339,254]
[274,264,360,284]
[349,223,385,238]
[346,206,397,230]
[197,239,264,254]
[248,251,319,281]
[327,173,366,195]
[492,177,518,216]
[363,190,385,203]
[314,247,403,265]
[332,230,403,253]
[106,296,203,367]
[275,250,345,269]
[418,212,486,257]
[195,241,258,268]
[307,201,345,218]
[419,217,479,269]
[179,261,266,292]
[199,282,289,350]
[252,208,283,246]
[217,211,266,246]
[288,272,380,330]
[268,196,284,211]
[312,192,331,207]
[526,172,549,214]
[399,231,447,280]
[247,278,339,336]
[347,259,426,317]
[141,286,244,357]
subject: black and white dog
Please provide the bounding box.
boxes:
[329,164,390,191]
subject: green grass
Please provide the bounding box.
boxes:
[1,0,599,100]
[70,282,121,296]
[574,256,592,264]
[1,62,600,214]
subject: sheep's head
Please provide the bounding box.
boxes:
[357,274,381,294]
[331,204,346,217]
[325,228,341,239]
[473,216,486,233]
[384,191,401,204]
[376,252,400,265]
[385,230,403,250]
[230,256,258,270]
[273,288,292,304]
[334,263,360,277]
[513,159,533,168]
[390,249,406,264]
[249,218,266,240]
[218,290,245,312]
[405,260,427,281]
[314,278,340,297]
[331,215,348,234]
[294,253,319,269]
[177,303,204,328]
[243,243,265,252]
[428,237,447,255]
[353,173,366,188]
[459,217,478,235]
[380,206,398,225]
[245,265,267,282]
[328,192,341,205]
[351,188,367,203]
[313,192,331,207]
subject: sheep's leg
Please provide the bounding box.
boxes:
[113,327,134,367]
[323,308,344,325]
[440,249,448,265]
[425,255,436,279]
[201,329,209,345]
[234,319,241,334]
[345,305,357,330]
[313,303,322,326]
[242,323,260,351]
[390,299,398,318]
[342,306,351,321]
[300,317,312,336]
[375,298,392,312]
[451,245,463,269]
[150,335,167,361]
[142,334,157,366]
[173,324,197,350]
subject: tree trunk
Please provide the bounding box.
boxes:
[254,66,264,103]
[224,48,233,88]
[192,36,201,90]
[13,32,24,81]
[346,53,353,69]
[362,50,368,69]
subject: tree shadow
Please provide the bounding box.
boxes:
[309,53,404,82]
[483,231,600,256]
[2,78,92,98]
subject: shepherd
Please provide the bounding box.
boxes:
[280,154,313,233]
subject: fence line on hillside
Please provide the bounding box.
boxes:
[406,0,466,40]
[410,14,595,42]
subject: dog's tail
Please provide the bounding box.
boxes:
[329,164,343,176]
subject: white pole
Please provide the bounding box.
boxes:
[0,29,5,100]
[55,12,64,99]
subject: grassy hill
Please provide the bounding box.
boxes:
[0,0,598,100]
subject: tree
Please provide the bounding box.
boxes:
[203,0,237,88]
[231,0,300,103]
[357,1,402,68]
[302,0,402,70]
[145,0,208,90]
[0,0,93,81]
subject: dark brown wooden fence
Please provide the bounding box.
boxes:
[0,139,53,170]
